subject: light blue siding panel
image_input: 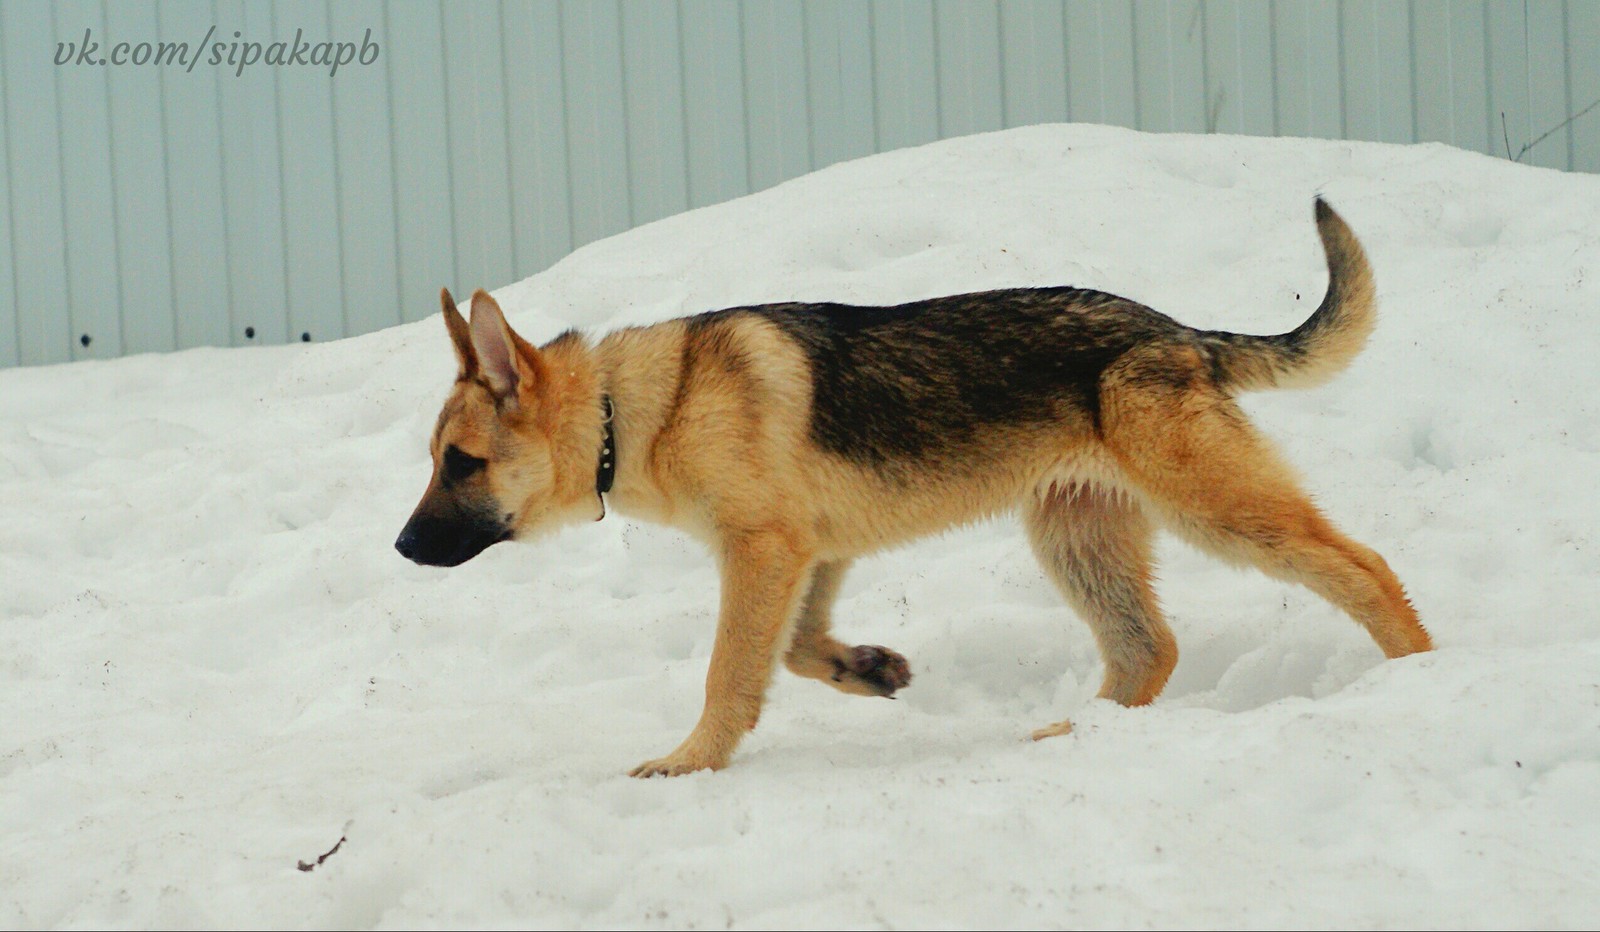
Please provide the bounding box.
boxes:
[1274,1,1308,137]
[1485,0,1528,162]
[157,0,232,351]
[1134,1,1169,131]
[742,0,811,191]
[1133,1,1207,134]
[804,0,876,169]
[384,1,456,321]
[273,0,344,345]
[0,26,16,367]
[442,3,516,292]
[505,0,575,274]
[871,0,938,151]
[560,0,631,249]
[1066,1,1138,128]
[6,0,1600,370]
[52,1,122,360]
[680,0,750,209]
[1570,1,1600,173]
[1273,0,1343,140]
[934,0,1004,138]
[1341,0,1417,144]
[1099,2,1139,129]
[103,1,178,355]
[1169,0,1210,133]
[1202,0,1242,133]
[214,0,289,344]
[1230,4,1276,137]
[999,0,1069,128]
[1064,1,1106,124]
[1204,0,1277,136]
[329,1,399,337]
[1340,0,1384,143]
[1371,0,1417,144]
[1447,1,1491,155]
[1411,0,1454,145]
[1524,0,1570,170]
[2,1,73,365]
[1271,1,1302,137]
[619,2,688,225]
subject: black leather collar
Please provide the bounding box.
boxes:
[595,394,616,518]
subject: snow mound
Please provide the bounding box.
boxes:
[3,125,1598,927]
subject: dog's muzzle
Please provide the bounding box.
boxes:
[395,512,511,567]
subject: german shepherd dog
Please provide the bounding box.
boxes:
[396,198,1432,777]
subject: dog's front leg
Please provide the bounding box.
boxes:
[630,528,814,777]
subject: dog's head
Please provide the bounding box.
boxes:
[395,288,594,567]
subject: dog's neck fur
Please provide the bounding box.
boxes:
[541,325,686,529]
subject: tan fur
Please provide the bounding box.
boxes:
[1275,203,1378,388]
[408,208,1431,777]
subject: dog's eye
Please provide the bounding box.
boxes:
[442,445,487,484]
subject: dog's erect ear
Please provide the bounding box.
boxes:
[469,288,543,405]
[441,287,476,378]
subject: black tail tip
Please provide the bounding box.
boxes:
[1314,196,1335,222]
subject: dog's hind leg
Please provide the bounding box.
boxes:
[782,559,913,698]
[1109,391,1432,660]
[1024,481,1178,739]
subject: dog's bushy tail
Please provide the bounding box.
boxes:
[1202,197,1377,392]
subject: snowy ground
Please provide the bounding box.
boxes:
[3,125,1598,928]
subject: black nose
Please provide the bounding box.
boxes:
[395,512,511,567]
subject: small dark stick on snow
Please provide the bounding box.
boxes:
[296,835,346,872]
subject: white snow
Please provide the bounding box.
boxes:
[3,124,1598,928]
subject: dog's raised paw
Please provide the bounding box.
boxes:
[833,645,913,698]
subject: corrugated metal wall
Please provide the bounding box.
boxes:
[2,0,1595,367]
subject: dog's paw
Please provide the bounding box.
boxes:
[831,644,913,698]
[628,750,727,778]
